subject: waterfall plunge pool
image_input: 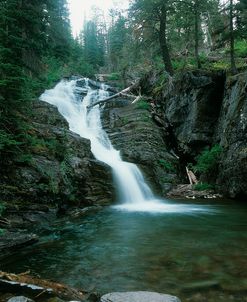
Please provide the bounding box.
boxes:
[2,200,247,302]
[4,79,245,301]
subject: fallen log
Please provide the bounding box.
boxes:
[0,271,87,301]
[87,82,142,109]
[186,167,198,185]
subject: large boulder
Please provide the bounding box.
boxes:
[100,291,181,302]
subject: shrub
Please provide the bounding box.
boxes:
[193,144,223,174]
[158,159,176,172]
[194,183,215,191]
[235,40,247,58]
[108,73,121,81]
[135,100,150,110]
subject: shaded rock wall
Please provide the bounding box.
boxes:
[141,70,246,198]
[161,71,225,156]
[0,101,114,207]
[214,72,247,198]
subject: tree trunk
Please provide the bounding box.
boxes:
[194,0,201,69]
[159,4,174,76]
[230,0,237,74]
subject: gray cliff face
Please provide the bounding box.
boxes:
[1,101,113,206]
[149,70,246,199]
[161,71,225,156]
[102,99,180,196]
[215,72,247,198]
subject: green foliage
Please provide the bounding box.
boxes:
[194,183,215,191]
[158,159,176,172]
[234,40,247,57]
[192,145,223,174]
[135,100,150,110]
[0,130,21,151]
[108,73,121,81]
[15,154,33,164]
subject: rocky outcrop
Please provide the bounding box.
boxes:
[214,72,247,198]
[102,99,180,196]
[160,71,225,156]
[0,101,114,210]
[142,70,246,199]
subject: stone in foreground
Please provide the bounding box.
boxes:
[101,291,181,302]
[7,297,34,302]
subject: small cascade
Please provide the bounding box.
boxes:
[39,79,178,212]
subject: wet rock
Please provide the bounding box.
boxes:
[220,278,247,291]
[0,272,86,301]
[100,292,181,302]
[7,297,34,302]
[0,279,53,299]
[167,184,223,199]
[0,232,38,260]
[47,298,65,302]
[182,280,220,291]
[0,100,114,207]
[67,206,103,218]
[102,98,180,196]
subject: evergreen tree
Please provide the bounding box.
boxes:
[130,0,174,75]
[108,14,127,71]
[46,0,72,60]
[83,20,105,68]
[0,0,47,158]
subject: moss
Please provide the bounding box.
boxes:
[194,183,215,191]
[158,159,176,172]
[135,100,150,110]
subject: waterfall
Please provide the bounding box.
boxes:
[39,79,177,212]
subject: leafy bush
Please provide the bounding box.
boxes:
[0,130,21,151]
[194,183,215,191]
[158,159,176,172]
[108,73,121,81]
[235,40,247,58]
[135,100,150,110]
[193,144,223,174]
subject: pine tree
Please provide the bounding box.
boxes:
[0,0,47,156]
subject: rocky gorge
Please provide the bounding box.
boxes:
[0,70,246,302]
[0,70,246,244]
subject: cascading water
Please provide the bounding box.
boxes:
[40,79,211,213]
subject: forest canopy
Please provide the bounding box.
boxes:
[0,0,246,162]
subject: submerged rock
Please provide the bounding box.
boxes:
[101,291,181,302]
[0,232,38,260]
[7,297,34,302]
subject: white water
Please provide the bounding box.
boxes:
[40,79,213,214]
